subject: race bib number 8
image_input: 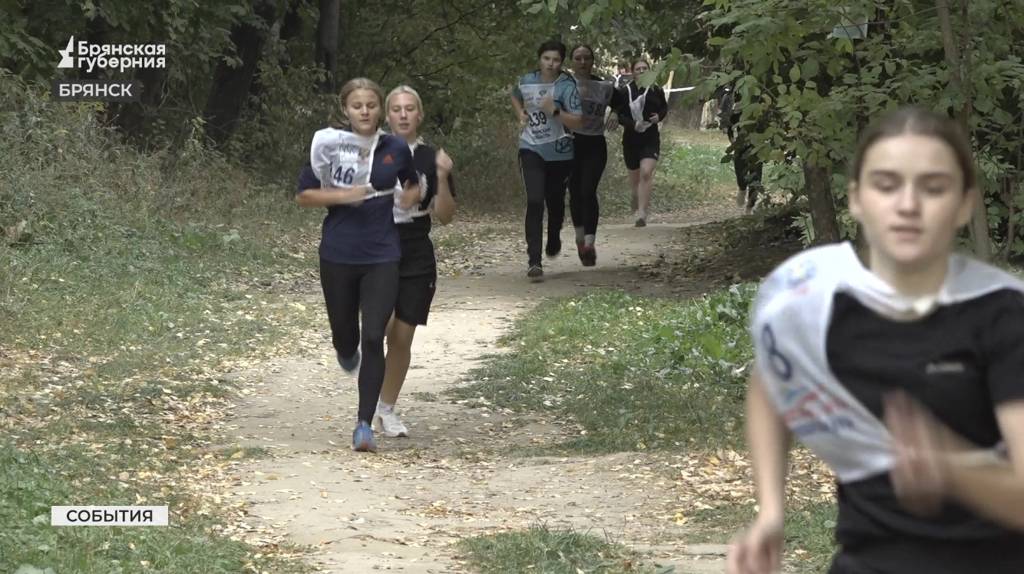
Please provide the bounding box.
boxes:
[519,83,566,145]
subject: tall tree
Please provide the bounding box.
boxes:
[936,0,991,259]
[314,0,340,92]
[202,0,278,147]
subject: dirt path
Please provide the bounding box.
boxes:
[221,220,736,573]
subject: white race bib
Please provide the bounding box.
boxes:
[628,84,651,133]
[519,83,566,145]
[310,128,381,192]
[576,79,613,136]
[752,242,1024,483]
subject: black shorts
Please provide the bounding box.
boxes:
[394,272,436,326]
[395,235,437,326]
[622,130,661,170]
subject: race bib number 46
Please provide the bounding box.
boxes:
[311,130,378,189]
[519,83,566,145]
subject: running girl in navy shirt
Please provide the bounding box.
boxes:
[295,77,420,453]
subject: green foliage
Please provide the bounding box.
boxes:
[451,286,757,453]
[0,74,316,369]
[691,0,1024,255]
[0,74,317,574]
[458,525,666,574]
[3,0,248,104]
[597,130,736,217]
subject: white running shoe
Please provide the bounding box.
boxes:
[373,409,409,437]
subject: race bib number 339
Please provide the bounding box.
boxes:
[519,83,566,145]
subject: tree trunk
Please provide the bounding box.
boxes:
[279,0,305,72]
[80,15,110,81]
[805,163,840,244]
[109,66,167,142]
[248,0,306,108]
[315,0,340,93]
[936,0,992,259]
[202,0,278,147]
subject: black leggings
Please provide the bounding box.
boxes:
[518,149,573,265]
[569,135,607,237]
[319,259,399,423]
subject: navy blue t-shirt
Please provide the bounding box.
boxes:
[297,133,416,265]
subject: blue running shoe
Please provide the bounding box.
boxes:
[351,420,377,452]
[337,349,360,373]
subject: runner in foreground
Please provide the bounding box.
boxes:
[729,106,1024,573]
[297,77,420,452]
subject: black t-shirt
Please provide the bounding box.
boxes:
[614,81,668,139]
[825,289,1024,573]
[395,142,455,277]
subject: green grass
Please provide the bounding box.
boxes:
[453,283,837,572]
[458,525,671,574]
[0,445,310,574]
[450,286,756,453]
[690,500,837,574]
[1,73,317,573]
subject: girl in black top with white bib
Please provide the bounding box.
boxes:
[566,44,627,266]
[729,107,1024,574]
[372,85,456,439]
[614,59,667,227]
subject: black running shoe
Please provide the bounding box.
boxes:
[545,237,561,258]
[527,264,544,282]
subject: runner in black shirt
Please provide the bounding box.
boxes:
[567,44,627,266]
[374,85,456,438]
[729,106,1024,574]
[615,59,668,227]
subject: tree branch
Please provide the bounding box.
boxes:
[378,0,492,84]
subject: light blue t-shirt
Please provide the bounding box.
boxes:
[512,71,581,162]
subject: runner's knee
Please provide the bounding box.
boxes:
[386,321,416,351]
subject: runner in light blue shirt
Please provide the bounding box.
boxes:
[510,39,584,281]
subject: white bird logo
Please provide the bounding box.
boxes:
[58,37,75,68]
